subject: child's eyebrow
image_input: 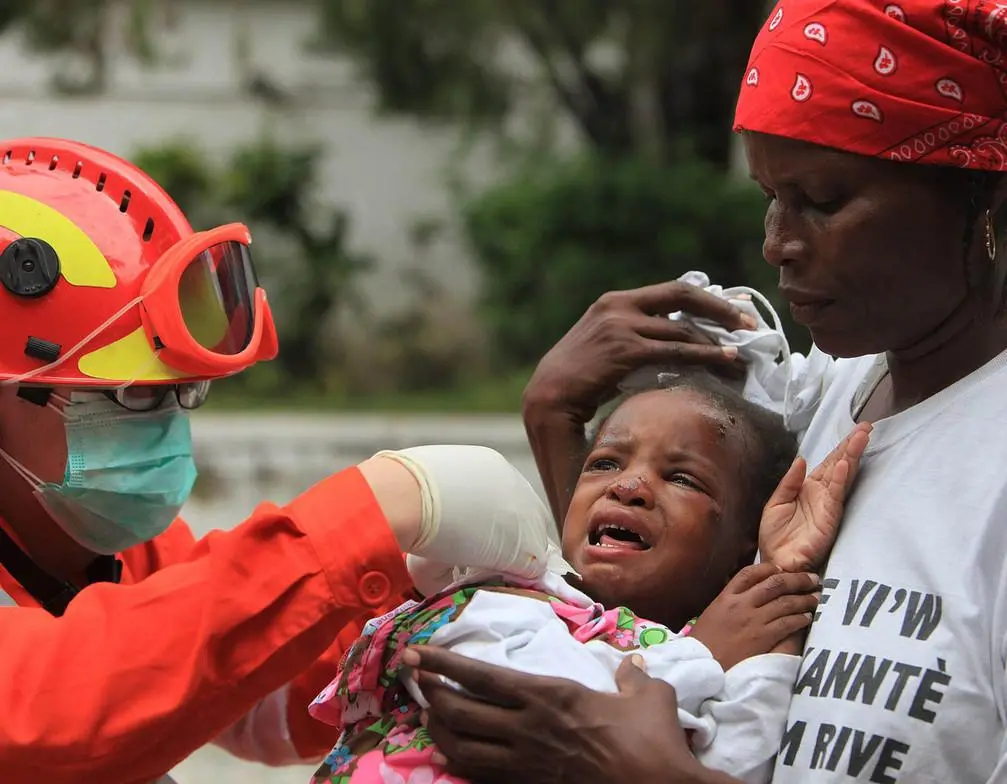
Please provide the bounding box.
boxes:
[594,431,632,449]
[662,447,714,468]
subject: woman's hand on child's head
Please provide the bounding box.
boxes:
[523,280,754,424]
[690,562,819,671]
[759,422,872,572]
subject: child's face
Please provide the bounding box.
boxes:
[561,388,754,629]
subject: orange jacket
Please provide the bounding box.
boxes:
[0,467,413,784]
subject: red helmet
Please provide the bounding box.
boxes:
[0,137,278,389]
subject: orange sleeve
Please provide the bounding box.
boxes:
[284,592,414,760]
[0,467,411,784]
[121,518,199,579]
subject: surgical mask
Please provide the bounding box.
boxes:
[0,394,198,554]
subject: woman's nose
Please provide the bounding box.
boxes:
[606,473,655,509]
[762,203,808,268]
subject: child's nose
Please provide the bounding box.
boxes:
[607,474,655,508]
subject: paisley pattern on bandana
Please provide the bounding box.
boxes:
[734,1,1007,169]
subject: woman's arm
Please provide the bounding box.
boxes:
[522,389,589,528]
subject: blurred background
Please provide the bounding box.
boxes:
[0,0,796,780]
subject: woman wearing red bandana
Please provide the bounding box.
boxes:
[400,2,1007,782]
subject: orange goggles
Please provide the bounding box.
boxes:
[139,223,278,378]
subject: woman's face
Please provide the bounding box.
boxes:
[744,132,985,358]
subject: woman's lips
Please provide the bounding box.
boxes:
[780,286,835,326]
[788,299,834,325]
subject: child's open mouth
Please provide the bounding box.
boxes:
[588,524,652,551]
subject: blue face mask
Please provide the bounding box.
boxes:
[0,394,198,555]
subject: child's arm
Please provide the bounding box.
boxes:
[688,563,818,671]
[634,565,815,783]
[691,653,800,784]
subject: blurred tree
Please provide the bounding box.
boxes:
[0,0,163,94]
[312,0,796,367]
[134,137,373,391]
[463,151,805,367]
[312,0,767,168]
[223,138,373,386]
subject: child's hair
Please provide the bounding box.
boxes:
[588,367,798,541]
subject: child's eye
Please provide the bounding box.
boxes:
[667,472,702,491]
[587,458,620,472]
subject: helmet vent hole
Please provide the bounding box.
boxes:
[2,151,10,166]
[48,155,58,171]
[25,150,35,165]
[96,172,107,192]
[72,161,82,178]
[119,190,131,213]
[143,217,155,242]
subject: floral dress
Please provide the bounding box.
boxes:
[308,576,680,784]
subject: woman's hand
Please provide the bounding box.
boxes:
[759,422,872,573]
[405,647,740,784]
[689,563,819,671]
[525,280,754,423]
[523,281,756,523]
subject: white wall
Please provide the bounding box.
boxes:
[0,0,500,314]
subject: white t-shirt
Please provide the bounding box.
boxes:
[772,348,1007,783]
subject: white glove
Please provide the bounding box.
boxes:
[405,555,456,597]
[406,542,577,597]
[374,445,553,581]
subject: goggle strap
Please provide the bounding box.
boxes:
[111,350,167,392]
[0,296,144,386]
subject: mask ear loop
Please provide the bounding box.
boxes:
[0,446,45,489]
[729,286,796,429]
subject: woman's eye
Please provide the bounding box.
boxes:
[806,196,844,214]
[794,188,846,215]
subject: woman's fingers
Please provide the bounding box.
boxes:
[406,646,549,707]
[423,711,516,783]
[416,670,521,735]
[627,280,755,329]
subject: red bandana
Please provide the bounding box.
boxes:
[734,1,1007,170]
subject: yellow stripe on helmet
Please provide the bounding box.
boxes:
[0,190,115,288]
[78,327,189,382]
